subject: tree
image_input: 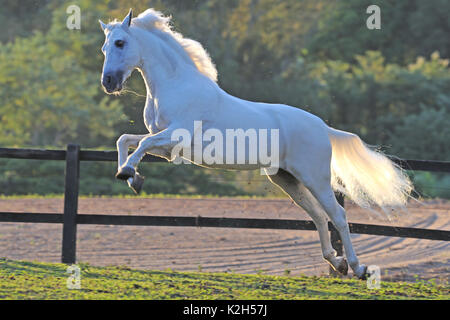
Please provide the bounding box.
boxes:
[308,0,450,65]
[0,2,124,147]
[381,107,450,161]
[310,51,450,149]
[0,0,53,43]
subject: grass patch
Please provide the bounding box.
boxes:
[0,258,448,300]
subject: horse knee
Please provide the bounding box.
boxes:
[116,134,130,148]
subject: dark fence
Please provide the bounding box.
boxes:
[0,144,449,272]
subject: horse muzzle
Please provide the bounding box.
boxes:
[101,71,124,93]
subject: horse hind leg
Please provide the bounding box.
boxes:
[298,171,368,279]
[266,169,348,275]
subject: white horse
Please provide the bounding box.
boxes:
[99,9,412,279]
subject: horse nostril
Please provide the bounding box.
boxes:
[102,73,120,92]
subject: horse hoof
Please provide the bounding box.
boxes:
[336,256,348,276]
[128,173,145,194]
[116,166,135,180]
[355,264,368,280]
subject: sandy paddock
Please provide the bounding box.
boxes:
[0,197,448,283]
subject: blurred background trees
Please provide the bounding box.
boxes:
[0,0,449,198]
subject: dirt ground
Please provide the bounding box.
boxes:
[0,197,448,283]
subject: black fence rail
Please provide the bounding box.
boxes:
[0,144,449,271]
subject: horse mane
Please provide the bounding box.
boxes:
[131,9,218,82]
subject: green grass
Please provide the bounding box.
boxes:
[0,259,448,300]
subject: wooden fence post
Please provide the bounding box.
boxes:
[61,144,80,264]
[329,192,344,276]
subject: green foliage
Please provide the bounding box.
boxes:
[1,258,448,299]
[412,172,450,199]
[380,107,450,161]
[309,51,450,159]
[0,0,53,43]
[308,0,450,64]
[0,159,65,195]
[0,1,124,148]
[0,158,246,196]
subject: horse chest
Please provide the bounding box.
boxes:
[143,97,170,134]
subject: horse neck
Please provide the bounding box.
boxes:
[134,28,196,97]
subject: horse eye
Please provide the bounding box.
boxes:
[115,40,125,48]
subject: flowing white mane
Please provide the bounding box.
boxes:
[131,9,218,82]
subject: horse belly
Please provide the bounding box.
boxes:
[174,135,279,172]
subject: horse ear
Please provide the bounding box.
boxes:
[99,20,107,31]
[121,9,133,29]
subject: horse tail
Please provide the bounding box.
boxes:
[327,127,413,210]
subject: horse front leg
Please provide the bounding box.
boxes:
[116,129,179,188]
[116,133,148,194]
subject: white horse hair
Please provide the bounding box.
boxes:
[99,9,413,279]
